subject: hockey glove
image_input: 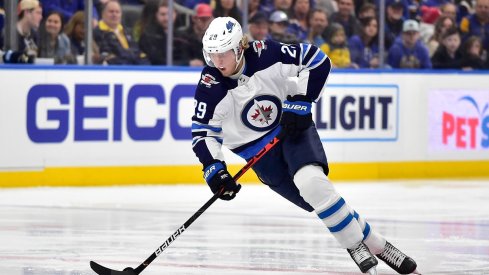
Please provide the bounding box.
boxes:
[280,95,313,138]
[204,161,241,200]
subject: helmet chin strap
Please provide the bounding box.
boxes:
[234,46,244,71]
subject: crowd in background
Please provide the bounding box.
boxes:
[1,0,489,69]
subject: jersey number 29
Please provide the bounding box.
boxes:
[281,44,297,58]
[195,100,207,119]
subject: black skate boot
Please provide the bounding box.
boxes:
[347,242,378,274]
[376,241,418,274]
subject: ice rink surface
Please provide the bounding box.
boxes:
[1,180,488,275]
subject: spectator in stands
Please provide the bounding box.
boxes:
[320,23,354,68]
[388,19,432,68]
[247,11,270,41]
[133,0,159,42]
[431,26,463,68]
[213,0,242,23]
[460,0,489,51]
[460,35,486,69]
[427,15,455,56]
[349,16,382,68]
[288,0,311,41]
[315,0,337,16]
[95,0,143,18]
[3,0,43,64]
[179,3,214,66]
[273,0,294,17]
[268,10,300,43]
[38,11,75,63]
[139,0,190,65]
[94,0,149,65]
[375,0,410,18]
[64,11,103,64]
[306,8,329,46]
[65,11,84,55]
[384,0,405,44]
[329,0,361,38]
[418,5,441,47]
[358,3,376,20]
[439,2,457,21]
[248,0,261,19]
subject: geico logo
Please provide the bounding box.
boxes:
[26,84,196,143]
[442,112,489,149]
[315,95,394,130]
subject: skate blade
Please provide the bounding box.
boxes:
[367,267,378,275]
[412,269,422,274]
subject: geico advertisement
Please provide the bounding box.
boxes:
[0,69,201,167]
[26,83,194,143]
[429,89,489,150]
[315,84,399,141]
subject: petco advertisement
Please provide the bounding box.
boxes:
[429,89,489,151]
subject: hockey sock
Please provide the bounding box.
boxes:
[348,207,386,254]
[294,165,363,249]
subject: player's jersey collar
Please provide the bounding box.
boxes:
[229,59,247,80]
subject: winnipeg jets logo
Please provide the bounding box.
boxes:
[241,95,282,131]
[252,41,267,57]
[226,21,235,33]
[251,99,273,125]
[200,73,219,88]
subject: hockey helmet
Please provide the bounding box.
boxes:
[202,17,244,67]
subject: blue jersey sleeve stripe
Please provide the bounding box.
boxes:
[300,44,311,65]
[301,45,317,66]
[191,123,222,133]
[307,50,326,68]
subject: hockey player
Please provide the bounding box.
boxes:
[192,16,418,275]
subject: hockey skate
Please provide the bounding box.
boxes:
[347,242,378,275]
[376,241,419,274]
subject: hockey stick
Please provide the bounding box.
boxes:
[90,133,284,275]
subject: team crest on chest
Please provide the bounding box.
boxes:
[200,73,219,88]
[252,41,267,57]
[241,95,281,131]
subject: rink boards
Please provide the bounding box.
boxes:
[1,66,488,187]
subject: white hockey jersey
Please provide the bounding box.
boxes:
[192,40,332,167]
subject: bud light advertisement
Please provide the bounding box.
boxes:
[315,84,399,141]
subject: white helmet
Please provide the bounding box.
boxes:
[202,17,244,67]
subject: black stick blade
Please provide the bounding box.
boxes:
[90,261,138,275]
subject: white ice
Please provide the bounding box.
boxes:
[1,180,488,275]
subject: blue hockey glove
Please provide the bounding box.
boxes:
[280,95,313,138]
[203,161,241,200]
